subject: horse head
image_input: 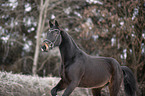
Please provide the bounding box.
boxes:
[41,20,62,52]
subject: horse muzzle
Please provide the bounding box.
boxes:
[41,40,54,52]
[41,42,49,52]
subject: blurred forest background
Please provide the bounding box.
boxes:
[0,0,145,95]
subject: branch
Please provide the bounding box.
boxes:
[37,56,50,72]
[13,56,33,66]
[47,0,64,11]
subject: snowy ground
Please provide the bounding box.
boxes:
[0,71,125,96]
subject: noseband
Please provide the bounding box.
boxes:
[43,29,61,49]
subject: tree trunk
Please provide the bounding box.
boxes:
[32,0,49,75]
[32,6,43,75]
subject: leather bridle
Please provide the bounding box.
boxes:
[43,29,61,49]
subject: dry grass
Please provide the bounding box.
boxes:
[0,71,91,96]
[0,71,125,96]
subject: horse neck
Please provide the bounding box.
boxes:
[59,30,79,63]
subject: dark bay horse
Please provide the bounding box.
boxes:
[41,20,137,96]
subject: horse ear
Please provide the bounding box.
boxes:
[49,21,53,28]
[55,20,59,27]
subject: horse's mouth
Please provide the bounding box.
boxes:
[41,42,49,52]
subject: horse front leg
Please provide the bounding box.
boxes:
[51,79,67,96]
[62,80,79,96]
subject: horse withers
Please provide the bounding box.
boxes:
[41,20,137,96]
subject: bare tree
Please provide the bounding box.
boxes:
[32,0,49,75]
